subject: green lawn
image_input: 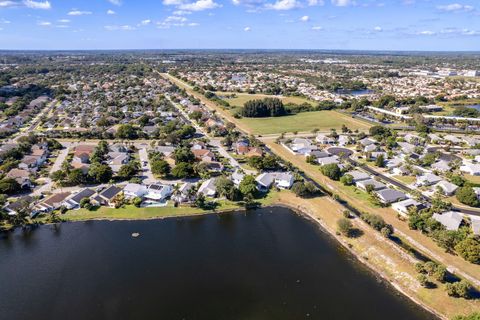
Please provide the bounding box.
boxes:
[60,190,283,222]
[236,111,371,135]
[218,92,314,108]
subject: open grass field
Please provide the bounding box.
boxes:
[235,110,372,135]
[217,91,315,108]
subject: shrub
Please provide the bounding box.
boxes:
[337,218,353,237]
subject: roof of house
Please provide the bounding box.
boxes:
[471,217,480,235]
[375,188,407,202]
[99,185,123,200]
[256,173,274,187]
[435,180,459,194]
[347,170,370,181]
[357,179,386,190]
[432,211,463,231]
[70,188,96,203]
[43,192,71,206]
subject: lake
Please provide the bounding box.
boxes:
[335,89,374,96]
[0,207,435,320]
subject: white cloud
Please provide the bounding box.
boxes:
[331,0,353,6]
[437,3,474,12]
[300,15,309,21]
[265,0,301,10]
[157,15,199,28]
[107,9,116,14]
[311,25,323,30]
[0,1,17,8]
[173,10,192,15]
[105,24,135,31]
[178,0,221,11]
[108,0,122,5]
[140,19,151,25]
[374,26,382,31]
[37,20,51,26]
[0,18,11,23]
[417,30,435,35]
[308,0,324,5]
[0,0,51,9]
[68,10,93,16]
[24,0,50,9]
[244,26,251,31]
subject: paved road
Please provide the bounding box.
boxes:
[138,147,155,184]
[49,145,70,174]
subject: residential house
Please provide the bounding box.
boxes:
[460,162,480,176]
[144,183,173,204]
[6,168,32,189]
[192,149,215,162]
[316,134,335,145]
[317,155,339,166]
[172,182,195,203]
[375,188,407,204]
[93,185,123,207]
[346,170,370,183]
[392,199,425,216]
[4,196,34,216]
[434,180,458,196]
[34,192,71,214]
[197,178,217,197]
[123,183,148,199]
[64,188,96,209]
[432,211,463,231]
[231,170,245,186]
[415,173,442,187]
[432,160,451,173]
[73,145,95,164]
[356,179,386,191]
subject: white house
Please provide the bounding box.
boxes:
[123,183,148,199]
[433,211,463,231]
[197,178,217,197]
[392,198,424,216]
[434,180,458,196]
[416,173,442,187]
[375,188,407,204]
[144,183,173,203]
[274,172,294,189]
[317,156,339,166]
[356,179,386,191]
[231,170,245,186]
[460,162,480,176]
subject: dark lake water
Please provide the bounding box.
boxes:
[335,89,374,96]
[0,207,435,320]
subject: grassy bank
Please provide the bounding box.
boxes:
[60,190,282,222]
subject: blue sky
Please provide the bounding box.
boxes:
[0,0,479,50]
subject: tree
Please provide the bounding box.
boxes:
[455,238,480,264]
[291,182,308,197]
[446,280,472,298]
[417,274,429,288]
[241,98,287,118]
[118,162,139,180]
[456,186,480,207]
[88,163,113,184]
[173,147,195,164]
[381,225,394,238]
[133,197,143,207]
[375,154,385,167]
[215,176,235,198]
[337,218,353,237]
[116,124,138,139]
[340,174,354,186]
[194,193,206,209]
[68,169,86,185]
[50,170,66,182]
[433,265,447,282]
[0,178,21,195]
[151,160,171,177]
[239,175,257,198]
[171,162,194,179]
[320,164,341,180]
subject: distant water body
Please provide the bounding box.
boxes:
[335,89,374,96]
[0,207,435,320]
[466,104,480,111]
